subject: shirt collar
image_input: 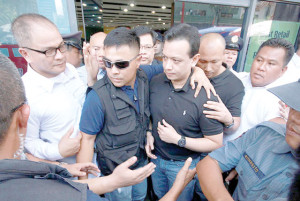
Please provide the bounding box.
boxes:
[26,63,77,93]
[163,72,192,92]
[209,68,230,85]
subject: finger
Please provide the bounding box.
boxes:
[203,104,218,111]
[225,170,238,182]
[120,156,138,168]
[205,114,220,120]
[162,119,170,127]
[205,86,211,99]
[190,78,195,90]
[193,80,203,97]
[182,157,193,171]
[203,110,219,116]
[210,85,217,97]
[150,141,154,150]
[216,95,223,103]
[64,126,74,138]
[75,132,82,140]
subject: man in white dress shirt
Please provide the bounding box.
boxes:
[11,13,97,164]
[225,38,295,143]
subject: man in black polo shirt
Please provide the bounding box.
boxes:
[145,24,224,201]
[197,33,245,135]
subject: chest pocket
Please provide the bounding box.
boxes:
[236,152,266,192]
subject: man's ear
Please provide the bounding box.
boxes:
[281,66,288,75]
[18,104,30,135]
[191,54,200,67]
[18,48,32,63]
[135,54,142,69]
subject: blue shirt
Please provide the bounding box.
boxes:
[209,121,298,201]
[80,64,163,135]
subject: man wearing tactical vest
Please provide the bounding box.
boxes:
[77,27,215,201]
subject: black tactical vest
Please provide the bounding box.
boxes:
[0,159,88,201]
[92,69,150,175]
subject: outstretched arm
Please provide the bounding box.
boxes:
[197,156,233,201]
[160,157,196,201]
[76,156,156,195]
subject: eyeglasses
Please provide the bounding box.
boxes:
[23,43,68,57]
[103,55,139,69]
[140,45,154,51]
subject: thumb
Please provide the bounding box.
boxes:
[75,132,82,140]
[63,126,74,138]
[162,119,170,127]
[182,157,192,171]
[120,156,137,168]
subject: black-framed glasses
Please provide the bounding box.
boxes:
[23,43,68,57]
[103,55,139,69]
[10,101,26,114]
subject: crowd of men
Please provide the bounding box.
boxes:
[0,13,300,201]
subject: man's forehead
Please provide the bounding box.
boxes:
[257,46,285,59]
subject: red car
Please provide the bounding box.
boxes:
[0,44,27,75]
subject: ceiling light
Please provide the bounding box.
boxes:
[163,22,165,25]
[110,20,113,22]
[94,6,97,9]
[162,5,166,9]
[124,8,128,12]
[98,16,101,19]
[146,22,149,24]
[130,3,134,7]
[158,18,161,21]
[97,21,100,23]
[82,3,87,6]
[151,11,155,14]
[92,14,95,17]
[99,9,103,12]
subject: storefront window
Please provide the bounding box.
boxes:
[174,2,246,37]
[244,1,300,72]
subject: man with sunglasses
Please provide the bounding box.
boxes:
[62,31,83,68]
[77,27,214,201]
[11,14,97,165]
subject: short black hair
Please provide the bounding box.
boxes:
[104,27,140,51]
[134,26,156,45]
[257,38,294,67]
[164,23,200,58]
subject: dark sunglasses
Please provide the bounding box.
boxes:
[103,55,139,69]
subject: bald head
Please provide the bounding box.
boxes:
[90,32,107,47]
[200,33,226,52]
[197,33,226,78]
[12,14,58,47]
[90,32,107,68]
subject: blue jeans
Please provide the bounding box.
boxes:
[104,160,148,201]
[151,155,200,201]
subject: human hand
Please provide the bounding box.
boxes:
[157,119,180,144]
[58,127,82,158]
[190,67,216,98]
[145,131,157,159]
[172,157,196,192]
[225,169,238,183]
[279,100,289,121]
[203,95,232,125]
[111,156,156,187]
[83,42,99,86]
[62,162,100,177]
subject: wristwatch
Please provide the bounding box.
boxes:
[178,136,186,147]
[224,118,235,129]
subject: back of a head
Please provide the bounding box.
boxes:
[257,38,294,66]
[11,13,57,47]
[134,26,156,45]
[104,27,140,50]
[0,53,26,144]
[164,23,200,57]
[200,33,226,52]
